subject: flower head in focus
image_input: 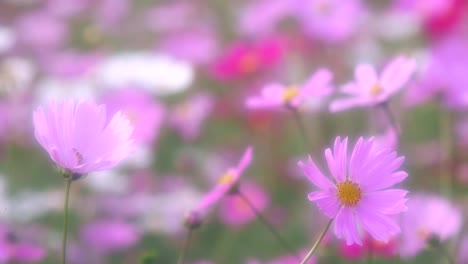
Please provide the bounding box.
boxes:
[33,100,134,176]
[246,68,333,111]
[298,137,408,245]
[187,147,253,226]
[330,56,416,112]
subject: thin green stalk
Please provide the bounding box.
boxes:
[439,108,454,196]
[289,107,313,150]
[237,191,300,261]
[379,102,400,136]
[61,178,72,264]
[300,218,334,264]
[177,228,194,264]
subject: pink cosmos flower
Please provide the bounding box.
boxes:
[80,219,141,253]
[33,100,134,175]
[246,68,333,111]
[405,38,468,109]
[15,11,68,52]
[190,147,253,217]
[399,194,461,258]
[219,181,270,227]
[330,56,416,112]
[238,0,293,36]
[298,137,408,245]
[293,0,364,43]
[0,224,47,263]
[158,28,219,65]
[100,88,165,145]
[169,93,213,141]
[211,38,285,80]
[394,0,464,37]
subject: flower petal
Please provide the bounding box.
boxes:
[298,156,334,190]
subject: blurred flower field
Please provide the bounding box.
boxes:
[0,0,468,263]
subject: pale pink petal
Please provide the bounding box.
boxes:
[308,191,340,218]
[298,156,334,190]
[360,189,408,215]
[300,68,334,97]
[236,146,253,175]
[334,207,362,245]
[355,64,378,91]
[329,97,374,112]
[356,205,400,243]
[380,56,416,94]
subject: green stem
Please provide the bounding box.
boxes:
[439,108,454,196]
[300,218,334,264]
[379,102,400,136]
[177,228,193,264]
[289,107,313,150]
[61,178,72,264]
[237,191,300,261]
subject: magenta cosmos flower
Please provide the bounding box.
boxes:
[330,56,416,112]
[33,100,134,175]
[189,147,253,220]
[211,37,285,80]
[298,137,408,245]
[246,68,333,111]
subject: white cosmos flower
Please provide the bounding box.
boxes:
[35,77,97,103]
[140,188,202,234]
[0,57,35,94]
[96,52,194,96]
[0,26,15,54]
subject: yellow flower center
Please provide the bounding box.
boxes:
[239,53,259,74]
[218,171,235,185]
[123,110,138,125]
[282,86,299,103]
[369,83,383,96]
[417,228,430,241]
[337,180,362,206]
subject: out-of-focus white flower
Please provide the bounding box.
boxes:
[8,189,63,222]
[0,26,15,54]
[374,12,420,41]
[0,57,35,94]
[35,77,97,103]
[96,52,194,96]
[85,170,129,194]
[118,146,153,169]
[140,188,202,235]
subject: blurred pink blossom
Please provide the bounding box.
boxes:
[399,194,461,258]
[211,38,286,80]
[100,88,165,146]
[219,181,270,227]
[293,0,364,43]
[80,219,141,253]
[331,55,416,112]
[405,37,468,109]
[246,68,333,111]
[191,147,253,216]
[170,93,213,141]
